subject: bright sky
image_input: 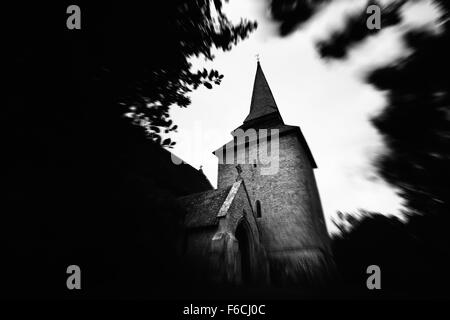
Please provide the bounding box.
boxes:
[169,0,440,233]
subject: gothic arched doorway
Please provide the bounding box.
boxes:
[235,219,252,284]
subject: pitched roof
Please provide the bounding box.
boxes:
[177,179,254,229]
[178,186,232,229]
[244,62,281,123]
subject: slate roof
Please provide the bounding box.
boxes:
[244,61,280,123]
[212,61,318,169]
[178,186,232,228]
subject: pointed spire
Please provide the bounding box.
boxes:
[243,61,281,123]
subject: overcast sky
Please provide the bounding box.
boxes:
[168,0,440,233]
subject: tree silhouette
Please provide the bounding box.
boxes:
[7,1,256,146]
[4,1,255,298]
[268,0,450,297]
[332,210,450,297]
[269,0,450,218]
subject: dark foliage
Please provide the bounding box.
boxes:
[3,1,254,298]
[267,0,450,298]
[369,26,450,217]
[316,0,450,217]
[270,0,330,35]
[267,1,450,215]
[333,211,450,297]
[317,0,404,59]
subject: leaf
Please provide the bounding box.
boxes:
[203,82,213,89]
[150,126,160,133]
[208,69,214,80]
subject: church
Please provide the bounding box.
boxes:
[177,61,334,287]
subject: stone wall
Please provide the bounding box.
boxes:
[217,130,332,285]
[183,182,268,286]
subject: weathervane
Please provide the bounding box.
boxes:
[255,53,260,62]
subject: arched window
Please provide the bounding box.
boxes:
[235,220,252,284]
[255,200,262,218]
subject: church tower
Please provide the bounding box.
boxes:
[214,61,333,286]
